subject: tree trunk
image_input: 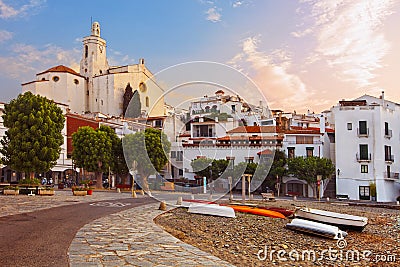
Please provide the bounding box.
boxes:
[310,183,317,198]
[95,171,103,189]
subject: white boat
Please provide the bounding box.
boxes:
[286,218,348,239]
[188,203,236,218]
[295,207,368,231]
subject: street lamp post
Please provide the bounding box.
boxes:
[209,164,213,200]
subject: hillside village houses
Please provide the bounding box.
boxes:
[0,22,399,202]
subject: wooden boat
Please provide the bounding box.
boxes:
[286,218,348,240]
[226,203,293,218]
[258,207,295,218]
[228,205,285,219]
[294,207,368,231]
[188,203,236,218]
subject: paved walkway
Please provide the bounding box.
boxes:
[68,203,234,266]
[1,190,234,266]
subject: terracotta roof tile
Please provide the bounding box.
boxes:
[37,65,81,76]
[227,126,278,134]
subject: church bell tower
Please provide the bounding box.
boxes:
[80,21,109,112]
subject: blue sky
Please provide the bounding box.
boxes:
[1,0,400,113]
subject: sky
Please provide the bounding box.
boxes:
[0,0,399,113]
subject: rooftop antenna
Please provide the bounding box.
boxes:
[90,16,93,26]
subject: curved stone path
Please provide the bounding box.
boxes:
[68,203,234,267]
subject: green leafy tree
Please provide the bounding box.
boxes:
[72,126,112,188]
[287,156,335,197]
[191,157,213,179]
[0,92,65,177]
[97,125,129,183]
[264,150,287,193]
[123,128,170,192]
[191,158,229,180]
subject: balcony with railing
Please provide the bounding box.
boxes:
[383,172,399,180]
[384,129,392,139]
[385,154,394,163]
[356,153,371,162]
[357,128,369,137]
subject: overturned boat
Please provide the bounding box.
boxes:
[286,218,348,240]
[188,203,236,218]
[295,207,368,231]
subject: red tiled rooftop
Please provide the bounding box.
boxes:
[227,126,278,134]
[38,65,81,76]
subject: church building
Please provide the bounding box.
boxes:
[22,22,165,118]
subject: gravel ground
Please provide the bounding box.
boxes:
[154,200,400,267]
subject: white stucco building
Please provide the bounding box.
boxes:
[333,92,400,202]
[22,22,164,118]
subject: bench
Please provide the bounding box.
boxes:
[261,192,275,201]
[336,194,349,200]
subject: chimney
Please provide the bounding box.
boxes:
[319,115,326,134]
[381,91,385,106]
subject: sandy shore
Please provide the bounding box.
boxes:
[155,200,400,266]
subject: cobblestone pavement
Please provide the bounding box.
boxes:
[68,203,235,267]
[1,190,234,266]
[0,190,133,217]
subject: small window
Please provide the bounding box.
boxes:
[101,100,104,106]
[288,147,295,159]
[139,82,147,92]
[145,96,149,107]
[85,45,88,58]
[52,76,59,82]
[347,123,352,130]
[361,165,368,173]
[306,147,314,157]
[176,151,183,161]
[74,79,79,85]
[359,121,367,135]
[171,151,176,158]
[41,78,45,81]
[178,169,184,176]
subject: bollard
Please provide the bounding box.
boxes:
[132,190,137,198]
[116,188,121,193]
[140,190,145,195]
[208,194,213,201]
[191,195,195,200]
[293,195,297,201]
[176,196,182,205]
[326,197,330,202]
[159,201,167,211]
[397,201,399,205]
[250,194,254,201]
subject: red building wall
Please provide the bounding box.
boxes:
[66,114,99,156]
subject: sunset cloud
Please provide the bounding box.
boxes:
[0,43,80,80]
[205,7,221,22]
[0,29,12,43]
[230,36,311,111]
[297,0,396,88]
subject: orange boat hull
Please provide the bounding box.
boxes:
[228,205,285,219]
